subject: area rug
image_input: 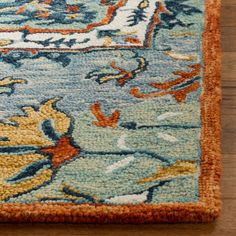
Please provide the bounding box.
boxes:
[0,0,221,223]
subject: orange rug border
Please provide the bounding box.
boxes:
[0,0,221,223]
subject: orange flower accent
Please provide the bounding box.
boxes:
[66,5,80,13]
[35,11,50,19]
[124,37,141,44]
[129,64,201,102]
[90,102,120,128]
[110,61,136,86]
[16,7,26,14]
[130,82,200,102]
[100,0,110,5]
[41,0,53,5]
[149,64,201,90]
[40,136,80,168]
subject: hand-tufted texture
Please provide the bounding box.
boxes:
[0,0,221,223]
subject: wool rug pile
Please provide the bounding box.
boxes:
[0,0,221,223]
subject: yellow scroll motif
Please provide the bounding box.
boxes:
[0,97,70,147]
[0,76,26,86]
[0,97,72,200]
[0,153,52,200]
[138,160,197,184]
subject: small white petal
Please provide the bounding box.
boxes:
[117,133,129,150]
[157,132,178,143]
[105,156,135,174]
[165,51,196,60]
[157,112,183,121]
[105,191,148,204]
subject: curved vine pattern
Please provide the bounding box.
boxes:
[129,64,201,102]
[86,56,147,86]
